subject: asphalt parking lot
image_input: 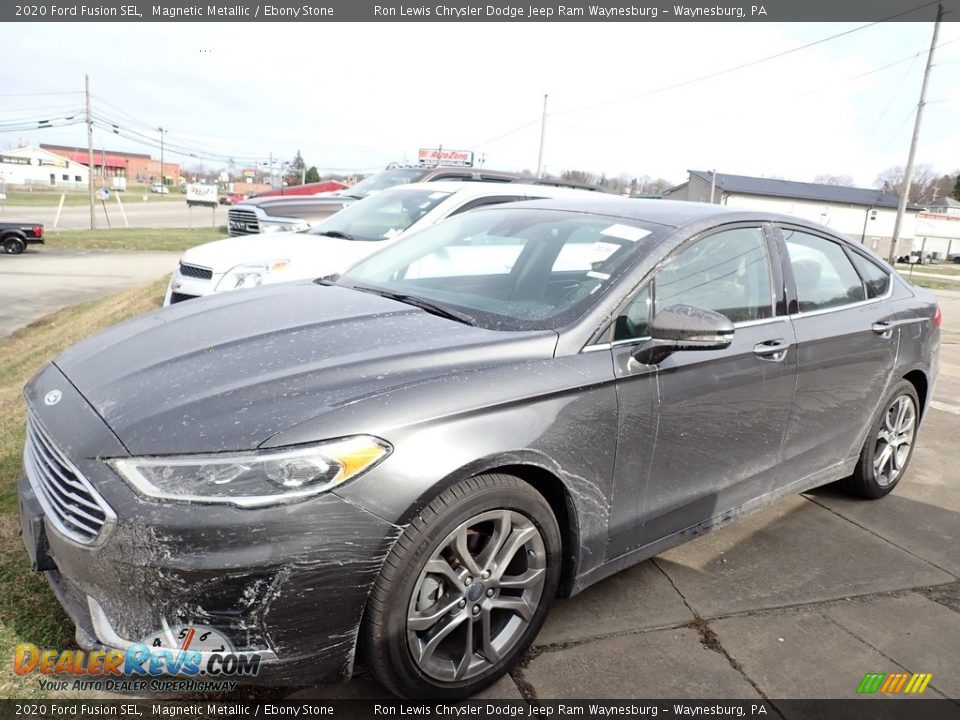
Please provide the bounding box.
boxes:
[0,248,179,337]
[0,200,223,229]
[291,290,960,703]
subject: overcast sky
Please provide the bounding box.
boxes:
[3,19,958,188]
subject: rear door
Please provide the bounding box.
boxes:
[774,225,900,490]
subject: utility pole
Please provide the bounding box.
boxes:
[536,94,548,178]
[888,2,943,265]
[709,169,717,204]
[157,127,166,190]
[85,74,95,230]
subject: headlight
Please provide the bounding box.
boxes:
[215,259,289,291]
[109,436,391,508]
[261,222,308,234]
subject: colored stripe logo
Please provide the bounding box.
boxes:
[857,672,933,694]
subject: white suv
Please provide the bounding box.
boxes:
[164,182,595,306]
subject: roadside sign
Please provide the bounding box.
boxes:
[96,188,111,200]
[186,183,218,206]
[418,148,474,167]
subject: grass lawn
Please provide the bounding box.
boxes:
[896,263,960,277]
[0,279,167,698]
[905,276,960,291]
[45,227,226,252]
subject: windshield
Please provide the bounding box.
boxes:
[339,207,659,331]
[306,188,452,242]
[344,168,431,199]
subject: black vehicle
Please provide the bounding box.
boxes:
[19,198,939,698]
[1,222,44,254]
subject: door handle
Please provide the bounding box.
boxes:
[753,339,790,361]
[872,318,924,335]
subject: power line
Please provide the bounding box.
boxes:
[0,91,83,98]
[552,0,943,117]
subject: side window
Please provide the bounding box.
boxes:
[849,251,891,299]
[655,227,773,323]
[781,229,866,312]
[614,284,652,340]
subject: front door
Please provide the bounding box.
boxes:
[608,225,797,558]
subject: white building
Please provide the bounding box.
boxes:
[664,170,921,259]
[0,145,89,190]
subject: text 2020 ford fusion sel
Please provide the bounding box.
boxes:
[19,198,939,697]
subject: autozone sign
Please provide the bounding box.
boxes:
[417,148,474,167]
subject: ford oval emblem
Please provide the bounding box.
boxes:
[44,390,62,406]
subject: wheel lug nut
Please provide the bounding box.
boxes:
[458,599,466,609]
[482,570,490,579]
[472,606,480,615]
[486,588,495,597]
[465,577,473,585]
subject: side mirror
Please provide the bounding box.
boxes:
[632,304,734,365]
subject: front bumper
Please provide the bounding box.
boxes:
[18,367,402,686]
[163,268,219,306]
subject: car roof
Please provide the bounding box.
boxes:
[482,196,826,231]
[393,181,598,198]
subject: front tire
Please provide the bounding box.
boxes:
[362,474,561,699]
[842,379,920,499]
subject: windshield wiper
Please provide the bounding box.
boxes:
[351,285,477,326]
[315,230,355,241]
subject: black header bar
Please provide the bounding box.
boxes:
[2,0,956,22]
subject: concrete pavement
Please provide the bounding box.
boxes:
[0,247,178,337]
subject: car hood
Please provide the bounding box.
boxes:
[181,234,388,276]
[239,194,355,209]
[52,282,557,455]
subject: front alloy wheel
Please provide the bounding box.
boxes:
[407,509,547,682]
[362,474,561,698]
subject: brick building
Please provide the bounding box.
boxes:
[40,144,181,187]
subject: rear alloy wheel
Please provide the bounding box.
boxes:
[3,236,26,254]
[362,474,561,698]
[843,380,920,499]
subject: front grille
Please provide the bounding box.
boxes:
[24,415,114,544]
[227,208,259,236]
[169,292,199,304]
[179,262,212,280]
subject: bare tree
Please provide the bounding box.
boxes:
[875,164,942,205]
[559,169,599,185]
[813,174,854,186]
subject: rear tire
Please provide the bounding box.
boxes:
[841,379,919,499]
[3,236,26,254]
[362,474,561,699]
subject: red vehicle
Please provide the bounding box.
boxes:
[251,180,349,199]
[218,192,248,206]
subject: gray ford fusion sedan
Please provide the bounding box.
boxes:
[19,198,939,697]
